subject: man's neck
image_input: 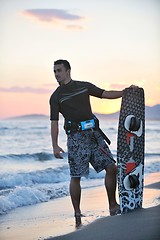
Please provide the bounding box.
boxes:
[61,77,72,85]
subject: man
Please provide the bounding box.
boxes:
[50,59,128,227]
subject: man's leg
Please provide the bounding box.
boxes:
[104,164,120,215]
[70,177,82,226]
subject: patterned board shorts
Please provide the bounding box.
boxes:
[67,130,115,177]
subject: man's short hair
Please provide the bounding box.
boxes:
[54,59,71,71]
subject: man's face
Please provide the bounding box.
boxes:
[54,64,69,84]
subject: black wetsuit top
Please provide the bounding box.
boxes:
[49,80,104,122]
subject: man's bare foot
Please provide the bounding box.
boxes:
[75,213,83,228]
[109,204,121,216]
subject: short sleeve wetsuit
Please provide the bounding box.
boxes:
[49,80,104,122]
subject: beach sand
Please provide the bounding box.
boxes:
[0,172,159,240]
[47,206,160,240]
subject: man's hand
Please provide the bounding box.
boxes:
[129,85,139,89]
[53,145,64,159]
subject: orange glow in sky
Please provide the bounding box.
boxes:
[0,0,159,119]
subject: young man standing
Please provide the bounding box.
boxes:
[50,59,127,227]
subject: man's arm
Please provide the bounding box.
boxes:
[51,120,64,159]
[101,90,123,99]
[102,85,138,99]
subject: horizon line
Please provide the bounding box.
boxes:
[1,103,160,120]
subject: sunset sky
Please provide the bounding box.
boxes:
[0,0,159,119]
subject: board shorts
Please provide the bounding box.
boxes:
[67,130,115,177]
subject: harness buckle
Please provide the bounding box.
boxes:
[80,119,95,131]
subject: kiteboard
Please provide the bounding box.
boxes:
[117,87,145,213]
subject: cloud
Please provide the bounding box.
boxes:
[0,86,53,94]
[23,9,84,28]
[66,24,84,30]
[109,83,128,89]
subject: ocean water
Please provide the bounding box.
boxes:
[0,115,159,215]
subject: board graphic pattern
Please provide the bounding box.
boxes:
[117,87,145,213]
